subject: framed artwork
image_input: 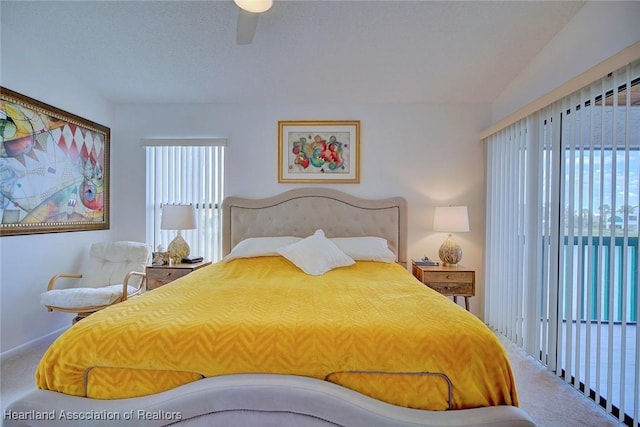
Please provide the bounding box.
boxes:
[0,87,110,236]
[278,120,360,183]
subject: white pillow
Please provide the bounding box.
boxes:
[277,230,355,275]
[224,236,302,261]
[330,236,396,263]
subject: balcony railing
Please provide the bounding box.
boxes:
[561,235,638,323]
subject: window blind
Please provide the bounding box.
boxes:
[144,140,226,262]
[485,60,640,426]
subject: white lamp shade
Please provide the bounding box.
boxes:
[161,204,197,230]
[234,0,273,13]
[433,206,469,232]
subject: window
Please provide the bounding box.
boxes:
[485,60,639,425]
[144,139,225,262]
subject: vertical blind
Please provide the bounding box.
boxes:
[485,60,640,426]
[144,139,226,262]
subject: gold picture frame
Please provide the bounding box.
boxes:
[0,87,110,236]
[278,120,360,183]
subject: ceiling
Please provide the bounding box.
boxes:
[1,0,585,105]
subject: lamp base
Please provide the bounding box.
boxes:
[438,234,462,266]
[168,231,190,264]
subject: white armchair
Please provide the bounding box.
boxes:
[40,241,152,323]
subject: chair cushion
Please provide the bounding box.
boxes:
[40,285,138,309]
[81,241,151,288]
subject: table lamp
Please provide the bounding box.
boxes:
[433,206,469,266]
[161,204,197,264]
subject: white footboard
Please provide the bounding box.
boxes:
[4,374,535,427]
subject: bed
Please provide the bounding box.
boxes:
[5,188,535,427]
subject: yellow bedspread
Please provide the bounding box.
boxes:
[36,258,518,410]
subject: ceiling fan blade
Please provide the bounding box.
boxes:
[236,9,259,45]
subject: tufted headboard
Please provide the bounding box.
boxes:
[221,188,407,265]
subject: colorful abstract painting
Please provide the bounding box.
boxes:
[278,121,359,183]
[0,87,109,236]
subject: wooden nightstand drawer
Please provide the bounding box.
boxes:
[147,268,191,290]
[424,271,473,283]
[425,281,473,296]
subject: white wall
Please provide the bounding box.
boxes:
[491,1,640,122]
[0,36,114,354]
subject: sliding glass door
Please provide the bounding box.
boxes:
[558,73,639,424]
[485,60,640,426]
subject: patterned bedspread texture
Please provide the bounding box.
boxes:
[36,257,518,410]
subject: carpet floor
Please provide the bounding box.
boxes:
[499,334,625,426]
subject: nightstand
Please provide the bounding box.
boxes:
[412,262,475,311]
[146,261,212,291]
